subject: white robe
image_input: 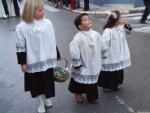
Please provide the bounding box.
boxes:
[70,29,107,84]
[16,18,57,73]
[101,25,131,71]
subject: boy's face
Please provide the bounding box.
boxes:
[79,15,92,30]
[33,5,44,20]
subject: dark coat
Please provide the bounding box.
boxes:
[144,0,150,6]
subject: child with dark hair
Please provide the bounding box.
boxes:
[98,11,132,92]
[68,13,107,104]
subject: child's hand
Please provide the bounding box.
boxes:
[72,65,82,73]
[21,64,28,73]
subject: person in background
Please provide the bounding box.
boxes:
[76,0,80,8]
[13,0,20,17]
[84,0,89,11]
[63,0,69,7]
[15,0,60,113]
[140,0,150,24]
[0,0,8,18]
[1,0,9,18]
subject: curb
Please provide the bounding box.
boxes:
[45,1,145,16]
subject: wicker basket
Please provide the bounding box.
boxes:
[53,58,70,82]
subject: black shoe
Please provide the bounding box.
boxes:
[113,87,120,91]
[83,9,89,11]
[140,21,147,24]
[103,88,113,92]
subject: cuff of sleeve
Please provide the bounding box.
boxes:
[16,52,26,64]
[72,59,82,67]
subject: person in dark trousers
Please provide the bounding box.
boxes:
[13,0,20,17]
[63,0,69,7]
[140,0,150,24]
[70,0,76,10]
[2,0,9,16]
[76,0,80,8]
[84,0,89,11]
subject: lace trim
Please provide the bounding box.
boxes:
[16,46,26,52]
[72,59,82,67]
[102,59,131,71]
[28,59,57,73]
[72,72,98,84]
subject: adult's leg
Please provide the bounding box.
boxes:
[66,0,69,7]
[84,0,89,11]
[140,5,150,23]
[2,0,9,15]
[76,0,80,8]
[70,0,76,10]
[13,0,20,16]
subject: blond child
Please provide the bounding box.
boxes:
[15,0,60,112]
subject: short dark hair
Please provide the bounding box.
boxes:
[74,13,89,30]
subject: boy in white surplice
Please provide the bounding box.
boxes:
[68,13,107,104]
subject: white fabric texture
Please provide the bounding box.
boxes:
[16,18,57,73]
[70,29,107,84]
[101,25,131,71]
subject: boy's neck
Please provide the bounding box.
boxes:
[80,28,91,32]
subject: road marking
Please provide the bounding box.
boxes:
[44,5,60,12]
[116,96,150,113]
[123,13,150,20]
[133,26,150,34]
[116,96,136,113]
[137,111,150,113]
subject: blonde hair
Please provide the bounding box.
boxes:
[22,0,43,23]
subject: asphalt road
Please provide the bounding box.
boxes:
[0,5,150,113]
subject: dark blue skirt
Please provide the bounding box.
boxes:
[68,78,99,101]
[98,70,124,89]
[25,68,55,98]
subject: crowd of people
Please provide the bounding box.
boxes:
[15,0,132,113]
[48,0,90,11]
[0,0,25,19]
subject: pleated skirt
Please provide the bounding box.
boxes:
[24,68,55,98]
[98,70,124,89]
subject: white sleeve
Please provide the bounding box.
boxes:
[69,36,82,67]
[16,24,26,53]
[100,29,111,58]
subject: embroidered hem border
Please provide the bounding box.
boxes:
[102,59,131,71]
[72,72,98,84]
[28,59,57,73]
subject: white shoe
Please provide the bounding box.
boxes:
[44,98,53,107]
[37,95,45,113]
[37,103,45,113]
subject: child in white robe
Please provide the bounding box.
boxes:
[68,13,107,104]
[98,10,132,92]
[15,0,60,113]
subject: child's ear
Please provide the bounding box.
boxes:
[79,25,82,30]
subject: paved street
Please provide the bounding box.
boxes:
[0,4,150,113]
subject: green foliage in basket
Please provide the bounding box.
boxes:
[54,67,70,82]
